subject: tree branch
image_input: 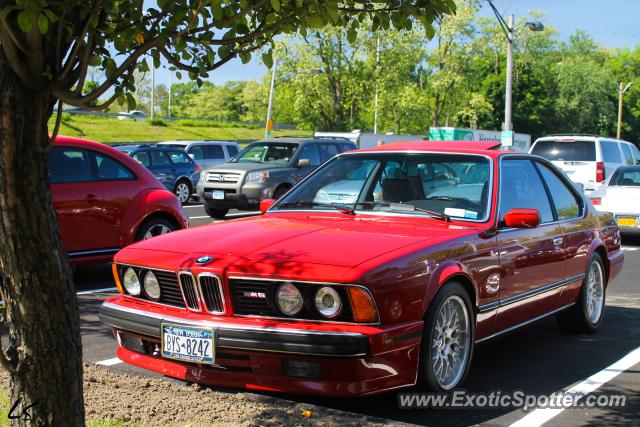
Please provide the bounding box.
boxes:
[0,12,29,54]
[60,0,105,80]
[0,26,38,86]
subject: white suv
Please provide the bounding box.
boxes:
[529,135,640,194]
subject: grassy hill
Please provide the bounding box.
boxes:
[49,114,309,143]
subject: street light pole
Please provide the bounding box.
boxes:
[504,14,514,132]
[265,56,277,140]
[617,82,632,140]
[150,61,155,120]
[373,36,380,134]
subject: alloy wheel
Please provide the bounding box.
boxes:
[143,224,173,240]
[431,295,471,390]
[175,182,190,204]
[585,260,605,324]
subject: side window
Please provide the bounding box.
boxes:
[631,144,640,164]
[132,151,151,167]
[203,145,225,159]
[150,150,171,166]
[320,143,339,162]
[94,153,135,180]
[499,159,554,223]
[187,145,205,160]
[536,162,582,220]
[48,148,93,184]
[167,151,191,164]
[621,144,635,165]
[340,142,356,152]
[226,145,239,158]
[298,144,321,166]
[600,141,622,163]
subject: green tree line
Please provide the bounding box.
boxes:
[135,1,640,142]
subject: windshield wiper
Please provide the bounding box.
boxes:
[355,201,451,222]
[278,201,356,215]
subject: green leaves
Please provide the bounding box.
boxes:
[270,0,281,12]
[17,10,35,32]
[262,51,273,68]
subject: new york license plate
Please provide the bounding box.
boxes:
[161,323,215,364]
[617,217,638,227]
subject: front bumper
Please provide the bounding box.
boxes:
[99,297,422,396]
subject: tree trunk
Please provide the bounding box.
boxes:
[0,49,84,425]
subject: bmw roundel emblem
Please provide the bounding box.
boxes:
[196,255,213,265]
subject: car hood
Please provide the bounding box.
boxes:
[120,213,477,269]
[205,162,287,173]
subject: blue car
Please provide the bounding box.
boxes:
[115,144,200,204]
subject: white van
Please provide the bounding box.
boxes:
[157,140,240,170]
[529,135,640,194]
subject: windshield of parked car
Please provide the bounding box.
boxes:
[231,142,298,165]
[275,153,492,221]
[531,140,596,161]
[610,168,640,186]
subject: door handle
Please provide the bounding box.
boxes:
[553,237,563,246]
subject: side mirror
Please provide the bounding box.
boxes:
[503,208,541,228]
[297,158,310,168]
[260,199,277,214]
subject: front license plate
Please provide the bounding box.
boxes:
[161,323,215,364]
[617,217,639,227]
[212,190,225,200]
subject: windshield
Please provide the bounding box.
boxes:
[275,153,492,221]
[531,140,596,161]
[232,142,298,165]
[610,168,640,186]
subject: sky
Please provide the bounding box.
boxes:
[152,0,640,87]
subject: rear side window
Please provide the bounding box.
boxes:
[132,151,151,167]
[167,151,191,164]
[150,150,171,166]
[48,148,93,184]
[226,145,239,157]
[536,162,581,220]
[203,145,225,159]
[94,153,135,181]
[340,142,356,152]
[631,145,640,163]
[610,168,640,186]
[187,145,205,160]
[499,159,554,223]
[531,140,595,161]
[621,144,635,165]
[600,141,622,163]
[320,143,339,162]
[298,144,321,166]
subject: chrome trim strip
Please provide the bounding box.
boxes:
[68,248,120,257]
[115,263,176,274]
[477,301,500,313]
[476,303,575,344]
[178,271,202,312]
[101,301,367,337]
[197,273,226,315]
[227,277,381,325]
[498,274,584,308]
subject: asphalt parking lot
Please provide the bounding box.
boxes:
[76,203,640,426]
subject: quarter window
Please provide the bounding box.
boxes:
[499,159,554,224]
[167,151,191,164]
[536,162,582,220]
[600,141,622,163]
[94,153,135,180]
[48,148,93,184]
[621,144,635,165]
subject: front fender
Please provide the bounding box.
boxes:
[422,261,479,314]
[119,188,188,247]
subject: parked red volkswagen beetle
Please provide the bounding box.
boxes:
[100,141,623,395]
[51,136,189,264]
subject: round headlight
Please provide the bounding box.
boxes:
[315,287,342,318]
[143,271,161,300]
[123,268,141,296]
[276,283,303,316]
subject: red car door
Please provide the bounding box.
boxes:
[49,147,104,253]
[91,150,140,248]
[495,158,565,329]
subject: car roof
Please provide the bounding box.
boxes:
[353,140,505,157]
[113,144,186,153]
[256,137,354,144]
[158,140,236,145]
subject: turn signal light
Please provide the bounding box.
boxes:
[347,287,378,323]
[590,197,602,206]
[112,264,124,294]
[596,162,605,182]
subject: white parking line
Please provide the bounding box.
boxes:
[76,287,118,295]
[184,204,204,208]
[96,357,122,366]
[621,246,638,251]
[510,345,640,427]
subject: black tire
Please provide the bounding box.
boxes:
[173,179,192,205]
[205,205,229,220]
[273,185,291,200]
[419,281,475,392]
[556,253,606,334]
[135,217,176,241]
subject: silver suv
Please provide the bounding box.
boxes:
[196,137,356,218]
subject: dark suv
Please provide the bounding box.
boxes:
[196,137,356,218]
[115,145,200,205]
